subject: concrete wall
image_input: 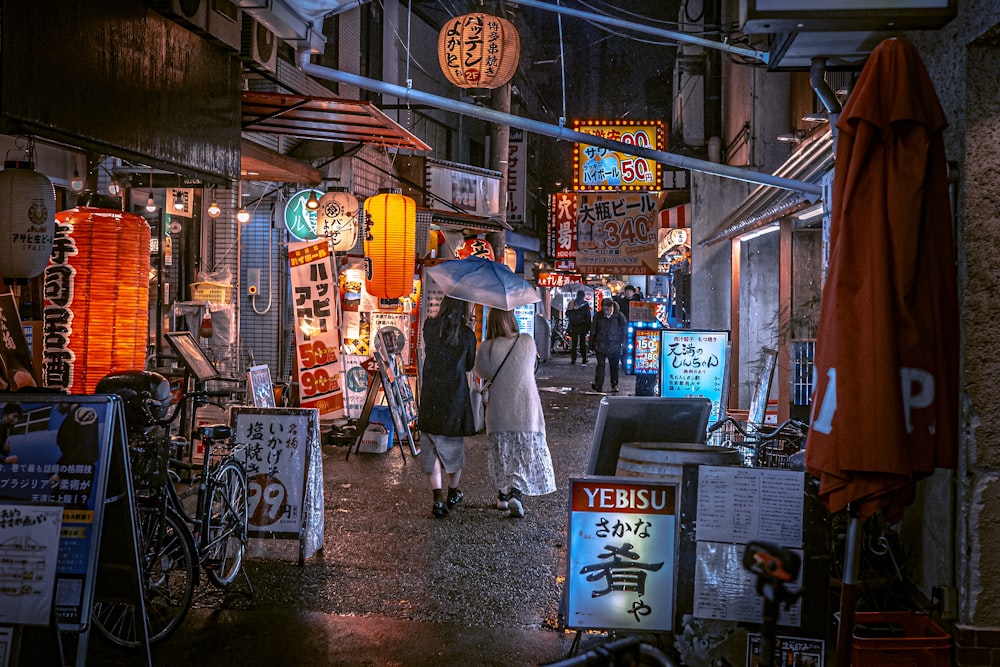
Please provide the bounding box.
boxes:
[907,2,1000,631]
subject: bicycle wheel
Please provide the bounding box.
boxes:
[205,459,248,587]
[94,506,197,648]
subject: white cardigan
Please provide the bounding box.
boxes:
[473,334,546,435]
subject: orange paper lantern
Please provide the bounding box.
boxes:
[42,207,150,393]
[438,12,520,89]
[363,192,416,299]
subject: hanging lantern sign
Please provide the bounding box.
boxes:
[283,188,325,241]
[42,207,151,394]
[455,236,494,260]
[0,160,56,281]
[316,189,360,252]
[363,191,416,299]
[438,12,520,89]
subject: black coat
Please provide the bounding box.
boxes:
[417,317,478,436]
[590,310,628,356]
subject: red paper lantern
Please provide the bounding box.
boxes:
[0,160,55,280]
[42,207,150,393]
[438,13,520,89]
[363,192,416,299]
[456,237,494,260]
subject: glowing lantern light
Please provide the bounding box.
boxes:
[456,236,494,260]
[42,207,150,394]
[0,160,56,281]
[438,12,520,90]
[317,189,360,252]
[363,191,416,299]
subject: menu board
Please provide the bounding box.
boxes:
[659,330,730,421]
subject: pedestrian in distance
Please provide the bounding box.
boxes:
[590,299,628,393]
[417,296,479,518]
[474,308,556,519]
[566,290,592,365]
[614,284,637,320]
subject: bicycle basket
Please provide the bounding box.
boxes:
[128,433,171,490]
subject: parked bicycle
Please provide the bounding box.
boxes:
[91,370,249,649]
[551,318,572,354]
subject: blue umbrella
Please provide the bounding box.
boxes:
[423,256,540,310]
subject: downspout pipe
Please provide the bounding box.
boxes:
[298,53,821,196]
[810,57,842,147]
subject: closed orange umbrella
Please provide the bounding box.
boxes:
[803,38,959,666]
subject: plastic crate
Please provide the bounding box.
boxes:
[190,281,233,303]
[851,611,951,667]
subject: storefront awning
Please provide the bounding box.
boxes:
[241,139,323,183]
[701,126,834,245]
[242,91,432,151]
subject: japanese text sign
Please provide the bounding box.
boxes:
[573,120,664,191]
[550,192,577,260]
[566,477,678,632]
[659,330,730,422]
[288,240,345,418]
[576,192,662,275]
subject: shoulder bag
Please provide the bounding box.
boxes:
[471,337,518,432]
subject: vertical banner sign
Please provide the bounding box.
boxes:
[288,240,346,418]
[506,128,527,226]
[659,330,730,422]
[551,193,577,262]
[566,477,678,632]
[576,192,662,275]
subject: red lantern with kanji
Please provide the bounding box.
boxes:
[363,192,416,299]
[438,12,520,89]
[456,236,494,260]
[42,207,150,393]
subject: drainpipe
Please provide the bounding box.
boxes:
[810,57,842,149]
[297,51,821,196]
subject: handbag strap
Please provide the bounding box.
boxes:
[484,337,518,390]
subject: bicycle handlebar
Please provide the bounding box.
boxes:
[707,416,808,442]
[154,391,228,427]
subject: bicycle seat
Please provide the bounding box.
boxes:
[198,424,232,441]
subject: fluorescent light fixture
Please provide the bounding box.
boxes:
[797,203,825,220]
[802,112,828,123]
[741,224,780,241]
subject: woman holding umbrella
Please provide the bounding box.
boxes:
[474,309,556,518]
[418,296,479,518]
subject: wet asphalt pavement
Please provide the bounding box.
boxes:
[50,354,638,666]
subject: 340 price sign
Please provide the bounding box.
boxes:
[298,340,337,368]
[299,367,340,397]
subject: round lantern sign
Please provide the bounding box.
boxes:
[438,13,520,89]
[455,236,494,260]
[0,160,56,281]
[283,188,324,241]
[316,189,360,252]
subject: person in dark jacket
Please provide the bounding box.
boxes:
[590,299,628,392]
[565,290,592,365]
[418,296,478,517]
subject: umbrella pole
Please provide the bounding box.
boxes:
[836,509,862,667]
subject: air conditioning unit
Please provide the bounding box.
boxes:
[151,0,209,31]
[206,0,242,53]
[241,15,278,74]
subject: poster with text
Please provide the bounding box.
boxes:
[0,503,63,625]
[551,192,577,261]
[288,240,345,418]
[659,330,730,422]
[566,477,678,632]
[343,354,370,419]
[370,312,411,370]
[575,192,662,275]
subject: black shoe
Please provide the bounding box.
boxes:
[570,360,576,365]
[591,383,602,392]
[432,501,449,517]
[447,488,464,508]
[611,385,619,393]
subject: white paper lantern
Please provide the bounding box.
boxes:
[0,160,56,280]
[316,188,359,252]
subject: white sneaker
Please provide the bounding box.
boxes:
[508,495,524,518]
[496,492,509,510]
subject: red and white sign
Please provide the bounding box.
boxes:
[659,202,691,229]
[288,240,345,418]
[551,193,577,260]
[537,272,580,288]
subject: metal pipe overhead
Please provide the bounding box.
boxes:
[297,53,821,195]
[512,0,769,65]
